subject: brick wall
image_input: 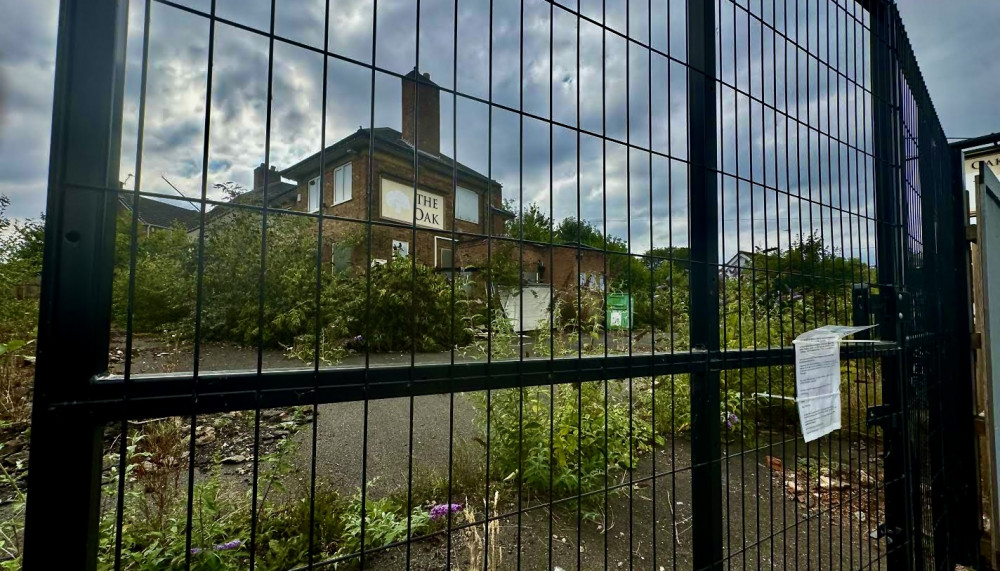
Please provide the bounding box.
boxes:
[456,238,608,294]
[292,148,512,266]
[286,152,608,291]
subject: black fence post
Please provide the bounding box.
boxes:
[947,144,981,566]
[870,1,915,568]
[686,0,722,569]
[23,0,129,569]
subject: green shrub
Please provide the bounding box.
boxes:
[115,206,477,354]
[198,210,322,347]
[334,489,431,561]
[479,381,655,512]
[324,255,475,353]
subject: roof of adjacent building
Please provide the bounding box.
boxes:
[120,181,299,232]
[118,194,200,230]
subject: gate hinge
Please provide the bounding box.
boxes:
[867,404,897,430]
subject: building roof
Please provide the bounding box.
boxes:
[118,194,200,231]
[726,251,754,264]
[281,127,502,195]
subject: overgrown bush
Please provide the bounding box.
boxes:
[115,206,476,354]
[478,372,773,516]
[112,214,196,334]
[480,381,657,515]
[323,254,473,353]
[199,210,323,347]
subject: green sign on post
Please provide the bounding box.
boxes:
[606,293,633,331]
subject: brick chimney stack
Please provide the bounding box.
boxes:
[253,162,279,191]
[402,68,440,156]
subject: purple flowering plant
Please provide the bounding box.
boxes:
[190,539,243,555]
[429,503,463,521]
[725,412,740,430]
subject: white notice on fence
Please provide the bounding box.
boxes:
[793,325,875,442]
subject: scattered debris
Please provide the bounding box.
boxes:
[818,475,849,490]
[765,455,783,472]
[771,448,885,533]
[195,425,216,446]
[858,469,875,487]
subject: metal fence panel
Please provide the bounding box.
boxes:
[22,0,977,569]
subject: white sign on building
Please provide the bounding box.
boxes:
[965,150,1000,215]
[380,177,445,230]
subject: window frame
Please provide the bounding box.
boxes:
[307,175,321,213]
[455,186,479,224]
[391,239,409,258]
[333,161,352,206]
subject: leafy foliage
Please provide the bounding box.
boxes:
[94,426,446,571]
[503,201,627,251]
[0,195,43,343]
[324,254,472,353]
[113,204,474,353]
[200,210,323,347]
[112,214,196,334]
[481,380,669,514]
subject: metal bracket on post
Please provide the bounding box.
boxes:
[852,283,884,340]
[866,404,898,430]
[895,288,912,327]
[870,284,911,338]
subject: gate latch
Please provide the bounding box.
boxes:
[870,523,903,544]
[866,404,897,430]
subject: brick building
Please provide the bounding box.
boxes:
[274,68,608,300]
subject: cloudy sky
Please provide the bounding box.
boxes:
[2,0,998,260]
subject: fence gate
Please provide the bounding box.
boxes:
[23,0,978,569]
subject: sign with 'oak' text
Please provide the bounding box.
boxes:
[380,177,445,230]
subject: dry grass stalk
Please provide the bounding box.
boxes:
[463,491,503,571]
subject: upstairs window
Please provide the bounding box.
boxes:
[456,186,478,223]
[307,176,320,213]
[334,162,352,205]
[392,239,409,258]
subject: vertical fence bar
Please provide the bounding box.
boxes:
[23,1,130,569]
[686,0,722,569]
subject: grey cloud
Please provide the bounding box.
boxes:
[896,0,1000,137]
[0,0,57,219]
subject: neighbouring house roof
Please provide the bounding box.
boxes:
[725,251,754,267]
[281,127,508,211]
[118,194,200,231]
